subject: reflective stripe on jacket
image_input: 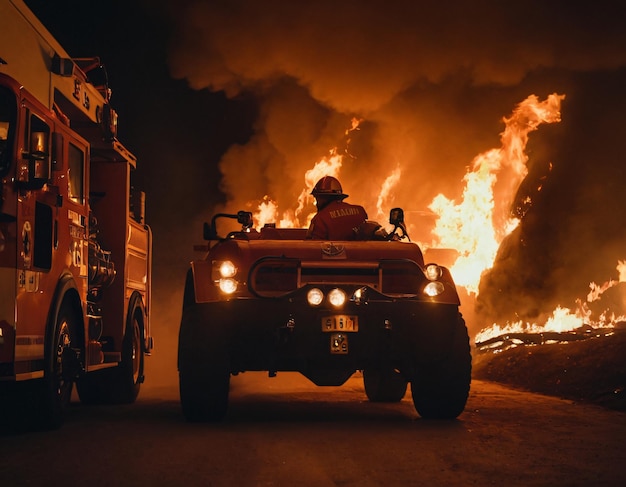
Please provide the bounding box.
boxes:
[307,200,368,240]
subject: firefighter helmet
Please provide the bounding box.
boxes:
[311,176,348,199]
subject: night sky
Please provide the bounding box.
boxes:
[22,1,626,348]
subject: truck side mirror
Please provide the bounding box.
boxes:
[389,208,404,226]
[237,211,253,229]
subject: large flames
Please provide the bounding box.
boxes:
[247,94,625,343]
[427,94,564,293]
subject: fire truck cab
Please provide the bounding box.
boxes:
[0,0,152,429]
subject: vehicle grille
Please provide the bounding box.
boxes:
[248,258,424,297]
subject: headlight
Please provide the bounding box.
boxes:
[423,281,444,297]
[328,288,346,307]
[425,264,442,281]
[307,288,324,306]
[219,278,238,294]
[218,260,237,278]
[212,260,238,280]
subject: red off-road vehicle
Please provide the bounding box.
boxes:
[178,208,471,421]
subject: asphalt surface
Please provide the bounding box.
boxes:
[2,372,626,486]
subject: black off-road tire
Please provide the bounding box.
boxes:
[363,368,408,402]
[410,314,472,419]
[178,283,231,422]
[179,364,230,422]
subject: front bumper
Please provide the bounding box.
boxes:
[179,284,461,383]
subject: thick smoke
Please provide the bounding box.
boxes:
[161,0,626,333]
[164,0,626,207]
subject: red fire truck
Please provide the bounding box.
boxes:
[0,0,152,428]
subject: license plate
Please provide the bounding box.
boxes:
[321,315,358,332]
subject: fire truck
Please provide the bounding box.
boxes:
[0,0,152,428]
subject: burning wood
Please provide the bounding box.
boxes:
[474,323,625,354]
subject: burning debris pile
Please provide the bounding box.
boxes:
[475,322,623,353]
[472,263,626,411]
[475,263,626,346]
[472,325,626,411]
[473,267,626,412]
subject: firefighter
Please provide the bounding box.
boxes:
[306,176,368,240]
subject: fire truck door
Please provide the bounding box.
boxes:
[64,140,89,281]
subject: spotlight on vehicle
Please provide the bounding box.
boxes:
[328,288,346,307]
[307,288,324,306]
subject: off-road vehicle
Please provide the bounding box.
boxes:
[178,208,471,421]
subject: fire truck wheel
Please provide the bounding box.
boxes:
[179,358,230,422]
[109,307,144,403]
[77,304,144,405]
[409,314,472,419]
[103,303,144,404]
[38,299,79,429]
[363,368,408,402]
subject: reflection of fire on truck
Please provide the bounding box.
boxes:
[0,0,152,429]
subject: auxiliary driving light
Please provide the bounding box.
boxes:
[219,278,238,294]
[328,288,346,307]
[307,288,324,306]
[423,281,444,297]
[425,264,442,281]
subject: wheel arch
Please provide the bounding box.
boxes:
[45,272,85,363]
[126,290,147,353]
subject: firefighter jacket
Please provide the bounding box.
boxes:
[306,200,368,240]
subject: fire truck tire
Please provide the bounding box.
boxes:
[409,314,472,419]
[179,367,230,422]
[77,302,144,405]
[37,298,79,429]
[363,368,408,402]
[109,306,144,403]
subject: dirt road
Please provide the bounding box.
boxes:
[1,373,625,486]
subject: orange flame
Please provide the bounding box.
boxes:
[619,260,626,281]
[476,259,626,344]
[428,93,565,293]
[587,260,626,302]
[474,305,587,343]
[376,165,402,220]
[254,196,279,229]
